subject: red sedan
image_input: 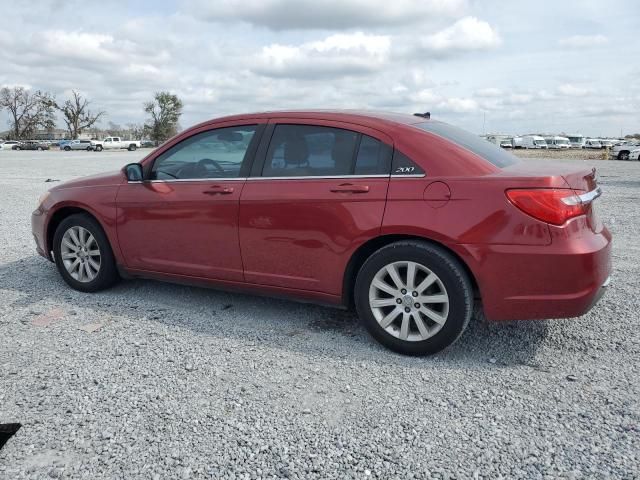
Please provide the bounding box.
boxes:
[31,111,612,355]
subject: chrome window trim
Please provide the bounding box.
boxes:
[390,174,426,178]
[131,173,427,183]
[246,174,391,181]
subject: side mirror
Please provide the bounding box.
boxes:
[124,163,143,182]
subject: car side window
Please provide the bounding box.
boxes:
[262,125,392,177]
[354,135,392,175]
[151,125,258,180]
[263,125,359,177]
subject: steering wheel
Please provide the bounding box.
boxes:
[195,158,225,177]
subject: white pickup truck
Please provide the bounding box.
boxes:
[92,137,141,152]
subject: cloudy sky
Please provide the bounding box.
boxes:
[1,0,638,136]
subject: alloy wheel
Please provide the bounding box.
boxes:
[60,226,101,283]
[368,261,449,342]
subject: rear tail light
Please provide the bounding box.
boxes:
[506,188,588,226]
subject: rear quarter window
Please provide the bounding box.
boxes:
[416,121,519,168]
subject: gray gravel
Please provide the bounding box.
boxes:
[0,149,638,479]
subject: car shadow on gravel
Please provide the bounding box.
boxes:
[1,256,549,366]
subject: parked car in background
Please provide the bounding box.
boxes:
[499,140,513,148]
[545,136,571,149]
[140,140,156,148]
[91,137,141,152]
[599,139,615,149]
[62,140,94,151]
[566,134,585,149]
[31,110,612,356]
[1,141,22,150]
[611,141,640,160]
[521,135,548,149]
[584,139,602,149]
[13,140,50,151]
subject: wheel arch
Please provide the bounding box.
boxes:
[342,234,480,308]
[46,206,109,259]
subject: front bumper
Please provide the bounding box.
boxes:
[31,209,49,260]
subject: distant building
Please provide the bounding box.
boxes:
[32,129,67,140]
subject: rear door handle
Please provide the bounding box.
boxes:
[330,183,369,193]
[203,185,234,195]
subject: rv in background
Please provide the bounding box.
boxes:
[485,134,512,147]
[566,134,585,149]
[511,136,523,149]
[521,135,548,149]
[584,138,602,149]
[545,136,571,149]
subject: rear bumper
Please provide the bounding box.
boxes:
[459,226,612,321]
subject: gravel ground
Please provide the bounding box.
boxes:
[0,149,638,479]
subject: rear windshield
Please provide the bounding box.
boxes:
[415,121,519,168]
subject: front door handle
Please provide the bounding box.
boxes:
[330,183,369,193]
[203,185,234,195]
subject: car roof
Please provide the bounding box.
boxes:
[197,110,427,131]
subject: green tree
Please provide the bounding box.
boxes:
[144,91,183,144]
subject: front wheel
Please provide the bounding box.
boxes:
[354,241,473,356]
[64,146,71,151]
[128,144,137,151]
[618,151,629,160]
[53,214,119,292]
[95,145,103,152]
[86,146,92,151]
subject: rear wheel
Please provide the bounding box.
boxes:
[95,145,103,152]
[53,214,119,292]
[354,241,473,355]
[128,144,137,151]
[86,146,92,151]
[619,151,629,160]
[64,146,71,151]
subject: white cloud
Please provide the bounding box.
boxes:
[187,0,468,30]
[559,34,608,48]
[436,97,479,113]
[557,84,593,97]
[253,32,391,78]
[418,17,501,55]
[474,87,503,97]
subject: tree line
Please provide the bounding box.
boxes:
[0,87,183,144]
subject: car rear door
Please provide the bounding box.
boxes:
[238,119,393,297]
[116,122,264,281]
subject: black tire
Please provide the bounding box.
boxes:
[128,144,137,151]
[95,145,103,152]
[86,146,92,151]
[15,146,21,151]
[53,213,119,292]
[354,241,473,356]
[618,151,629,160]
[64,146,71,151]
[38,147,44,151]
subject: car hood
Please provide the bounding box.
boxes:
[50,170,125,191]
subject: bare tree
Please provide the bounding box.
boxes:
[126,122,146,140]
[0,86,56,139]
[144,91,183,144]
[56,90,105,139]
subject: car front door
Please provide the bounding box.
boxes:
[239,120,392,298]
[116,123,264,281]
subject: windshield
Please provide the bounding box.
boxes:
[535,140,546,144]
[557,139,569,144]
[415,122,519,168]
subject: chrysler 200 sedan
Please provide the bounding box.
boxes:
[31,111,612,355]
